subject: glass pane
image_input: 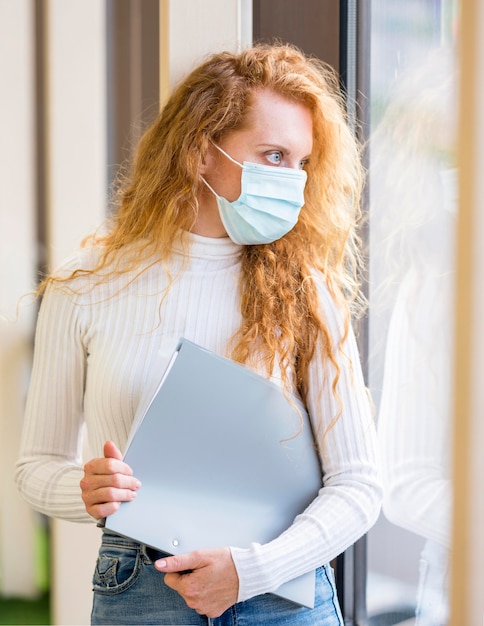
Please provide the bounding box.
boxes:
[366,1,459,625]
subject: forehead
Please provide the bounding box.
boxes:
[241,89,313,150]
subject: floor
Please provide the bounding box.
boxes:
[0,593,50,625]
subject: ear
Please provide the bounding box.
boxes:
[200,159,208,175]
[200,142,218,175]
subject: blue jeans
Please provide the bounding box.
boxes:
[91,530,343,625]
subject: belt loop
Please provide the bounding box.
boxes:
[140,543,150,563]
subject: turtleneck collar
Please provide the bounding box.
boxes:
[171,231,243,271]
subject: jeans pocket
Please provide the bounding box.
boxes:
[92,544,142,595]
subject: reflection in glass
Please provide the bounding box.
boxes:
[367,2,458,625]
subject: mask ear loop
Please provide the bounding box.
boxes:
[200,142,244,197]
[212,143,244,168]
[200,176,219,198]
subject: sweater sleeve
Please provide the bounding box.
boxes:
[377,276,451,547]
[230,284,382,602]
[15,278,93,523]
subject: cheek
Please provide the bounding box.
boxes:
[206,165,242,202]
[222,173,242,202]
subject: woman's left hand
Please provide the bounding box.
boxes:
[154,547,239,618]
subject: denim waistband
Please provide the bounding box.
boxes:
[101,529,170,563]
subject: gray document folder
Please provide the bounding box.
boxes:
[105,338,322,608]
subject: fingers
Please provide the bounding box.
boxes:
[80,440,141,519]
[104,440,123,461]
[154,548,239,618]
[154,552,201,573]
[80,468,140,519]
[84,455,133,479]
[80,473,141,518]
[81,487,136,519]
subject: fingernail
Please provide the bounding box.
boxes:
[155,559,167,569]
[135,480,142,489]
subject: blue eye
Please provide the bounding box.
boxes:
[299,159,309,169]
[266,151,282,164]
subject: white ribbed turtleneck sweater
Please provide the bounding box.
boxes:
[16,232,381,603]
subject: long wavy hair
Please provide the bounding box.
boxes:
[42,43,365,410]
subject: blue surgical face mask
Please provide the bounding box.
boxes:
[201,144,307,245]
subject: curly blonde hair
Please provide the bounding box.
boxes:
[43,43,365,406]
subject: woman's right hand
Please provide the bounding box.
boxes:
[80,440,141,519]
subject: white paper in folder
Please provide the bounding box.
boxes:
[105,338,322,608]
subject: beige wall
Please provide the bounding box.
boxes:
[451,0,484,624]
[159,0,252,101]
[44,2,108,623]
[0,0,37,598]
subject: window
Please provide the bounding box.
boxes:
[366,2,459,624]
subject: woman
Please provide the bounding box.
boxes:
[16,44,381,625]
